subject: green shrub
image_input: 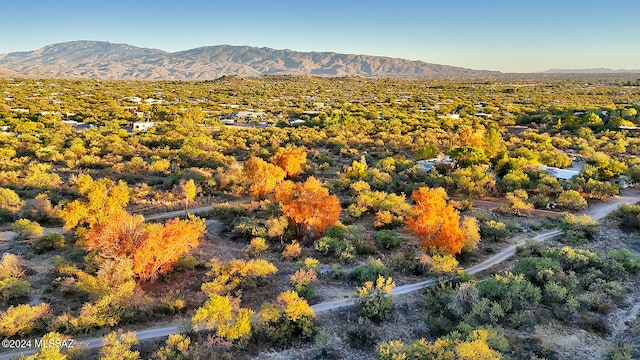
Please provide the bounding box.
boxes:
[542,281,568,304]
[323,222,349,239]
[173,256,201,271]
[559,214,598,243]
[209,204,247,221]
[346,317,377,349]
[11,218,44,240]
[255,291,316,345]
[353,238,377,255]
[606,343,634,360]
[563,229,590,245]
[232,218,267,240]
[158,291,186,315]
[32,233,65,254]
[313,236,356,262]
[515,239,547,257]
[543,246,601,273]
[0,253,30,302]
[353,276,395,322]
[619,214,640,232]
[373,230,403,249]
[610,203,640,219]
[529,194,551,209]
[477,272,541,315]
[0,208,14,223]
[480,220,509,242]
[387,251,422,275]
[513,257,564,285]
[606,248,640,274]
[353,258,389,284]
[0,276,30,302]
[556,190,587,210]
[588,278,623,298]
[464,298,506,326]
[329,264,344,279]
[291,268,317,300]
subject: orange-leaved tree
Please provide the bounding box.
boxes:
[270,146,307,178]
[243,156,287,198]
[274,177,340,239]
[405,187,466,255]
[85,212,206,281]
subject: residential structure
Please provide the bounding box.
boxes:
[416,155,455,172]
[538,165,580,180]
[132,121,157,131]
[62,120,94,131]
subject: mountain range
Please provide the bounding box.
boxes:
[543,68,640,74]
[0,40,498,80]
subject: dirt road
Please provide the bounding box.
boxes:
[1,192,638,359]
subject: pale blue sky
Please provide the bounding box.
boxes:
[1,0,638,73]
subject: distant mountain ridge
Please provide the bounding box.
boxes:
[544,68,640,74]
[0,40,498,80]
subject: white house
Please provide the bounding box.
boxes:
[438,113,460,119]
[620,125,640,131]
[62,120,94,131]
[132,121,157,131]
[289,118,307,125]
[235,111,265,120]
[416,155,454,172]
[539,165,580,180]
[119,96,142,104]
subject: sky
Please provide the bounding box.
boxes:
[1,0,638,73]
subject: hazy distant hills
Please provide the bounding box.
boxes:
[0,40,498,80]
[544,68,640,74]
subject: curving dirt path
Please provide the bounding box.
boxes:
[1,193,638,360]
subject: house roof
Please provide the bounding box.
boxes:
[539,165,580,180]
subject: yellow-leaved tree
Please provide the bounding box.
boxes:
[243,156,287,199]
[270,146,307,178]
[177,179,198,216]
[59,174,130,230]
[255,290,316,343]
[191,294,254,341]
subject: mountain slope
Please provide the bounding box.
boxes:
[0,67,22,77]
[0,41,497,79]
